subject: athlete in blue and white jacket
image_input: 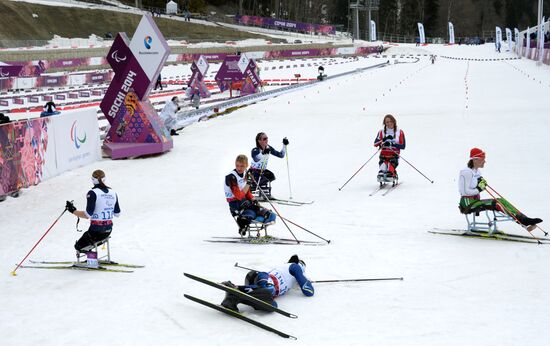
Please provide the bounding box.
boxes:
[66,169,121,252]
[249,132,288,188]
[220,255,314,312]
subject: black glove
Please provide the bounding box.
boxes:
[65,201,76,213]
[240,200,252,211]
[383,140,393,147]
[382,135,394,141]
[282,137,289,145]
[262,147,270,155]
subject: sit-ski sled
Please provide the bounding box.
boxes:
[430,209,548,244]
[205,213,325,246]
[20,237,144,273]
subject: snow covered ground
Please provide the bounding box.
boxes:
[1,43,550,346]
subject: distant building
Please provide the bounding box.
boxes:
[166,0,178,15]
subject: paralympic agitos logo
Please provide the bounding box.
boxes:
[111,50,127,63]
[71,120,87,149]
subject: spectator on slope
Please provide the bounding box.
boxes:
[154,73,163,91]
[40,101,60,117]
[249,132,288,198]
[458,148,542,231]
[225,154,276,235]
[191,89,200,109]
[373,114,406,181]
[160,96,180,136]
[0,112,11,125]
[220,254,314,312]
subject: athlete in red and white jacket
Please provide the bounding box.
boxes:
[373,114,406,177]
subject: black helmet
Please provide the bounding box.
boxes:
[245,270,259,285]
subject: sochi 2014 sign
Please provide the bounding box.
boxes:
[215,54,261,96]
[99,14,172,159]
[187,55,211,98]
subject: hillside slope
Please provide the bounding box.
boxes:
[0,0,271,44]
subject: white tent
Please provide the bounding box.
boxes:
[166,0,177,15]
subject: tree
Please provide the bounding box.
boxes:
[379,0,399,35]
[188,0,206,12]
[399,0,419,36]
[423,0,439,35]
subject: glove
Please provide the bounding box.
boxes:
[251,199,259,207]
[282,137,289,145]
[262,147,270,155]
[241,286,255,294]
[221,281,237,288]
[383,140,393,147]
[65,201,76,213]
[476,177,487,192]
[382,135,393,141]
[240,200,252,211]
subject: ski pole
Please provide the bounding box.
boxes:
[484,187,544,242]
[11,209,67,276]
[311,277,403,283]
[280,216,331,244]
[248,173,300,244]
[397,154,434,183]
[285,146,293,199]
[253,154,269,193]
[234,262,258,271]
[234,263,403,283]
[338,148,380,191]
[486,184,547,236]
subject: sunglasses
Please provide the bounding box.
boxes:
[260,137,268,141]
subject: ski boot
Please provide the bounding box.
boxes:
[377,170,398,186]
[86,251,99,268]
[239,287,276,312]
[220,281,240,312]
[515,213,543,231]
[236,216,251,237]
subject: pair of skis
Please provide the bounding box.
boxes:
[429,229,550,244]
[18,260,145,273]
[205,236,326,246]
[184,272,297,339]
[369,181,402,196]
